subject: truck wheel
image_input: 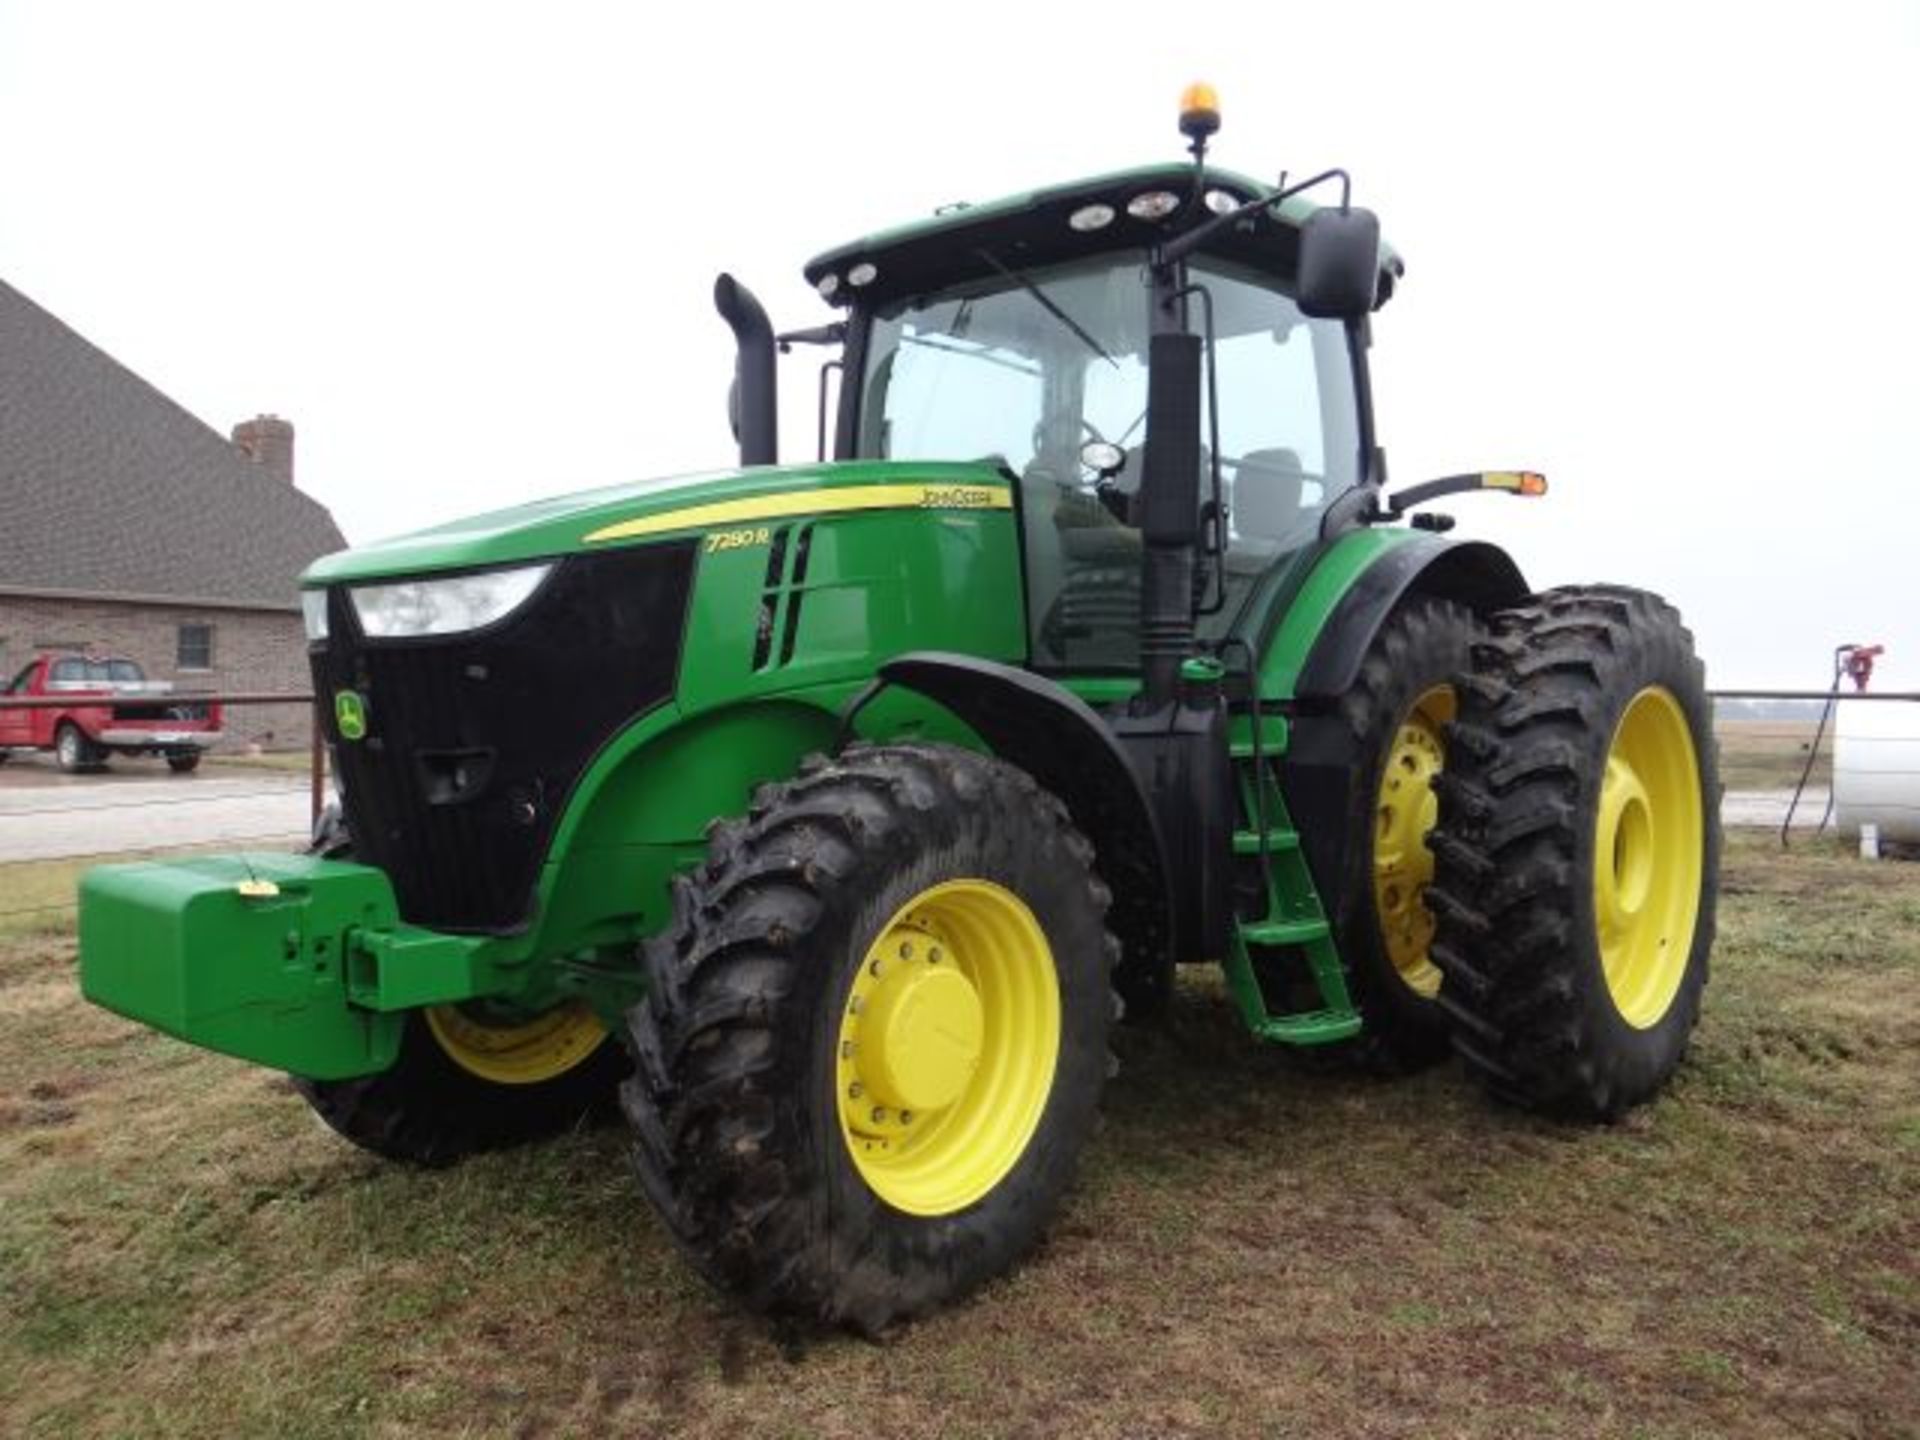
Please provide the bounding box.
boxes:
[294,821,630,1164]
[1330,595,1477,1071]
[55,722,103,774]
[1427,586,1720,1119]
[622,743,1116,1332]
[166,751,202,774]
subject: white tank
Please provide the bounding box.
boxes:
[1835,700,1920,844]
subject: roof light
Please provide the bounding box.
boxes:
[1203,189,1240,216]
[847,262,878,287]
[1069,203,1116,233]
[1179,81,1221,142]
[1127,190,1180,221]
[816,273,840,300]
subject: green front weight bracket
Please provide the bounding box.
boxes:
[78,853,491,1081]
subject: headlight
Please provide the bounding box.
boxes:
[350,562,553,639]
[301,589,330,641]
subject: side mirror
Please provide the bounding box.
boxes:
[1296,206,1381,319]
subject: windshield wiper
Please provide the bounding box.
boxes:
[975,250,1118,369]
[899,332,1042,378]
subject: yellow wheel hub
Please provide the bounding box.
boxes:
[1594,686,1704,1029]
[837,879,1060,1217]
[1374,684,1453,999]
[425,1000,608,1085]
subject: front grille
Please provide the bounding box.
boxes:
[312,543,696,932]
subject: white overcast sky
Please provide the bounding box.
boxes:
[2,1,1914,687]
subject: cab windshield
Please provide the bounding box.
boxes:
[859,252,1361,669]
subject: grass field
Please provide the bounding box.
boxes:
[2,831,1915,1438]
[1715,718,1832,793]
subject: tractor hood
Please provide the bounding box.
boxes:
[302,460,1013,585]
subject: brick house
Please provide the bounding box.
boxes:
[0,279,345,749]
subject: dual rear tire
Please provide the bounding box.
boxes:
[1338,586,1718,1117]
[1427,586,1719,1118]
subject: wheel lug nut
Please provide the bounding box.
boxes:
[928,947,942,964]
[848,1082,864,1099]
[841,1040,856,1059]
[899,1111,913,1125]
[871,1106,888,1124]
[899,940,913,959]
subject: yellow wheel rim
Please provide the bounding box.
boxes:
[1374,684,1453,999]
[836,879,1060,1217]
[425,1000,608,1085]
[1594,686,1704,1029]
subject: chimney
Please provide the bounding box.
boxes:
[232,413,295,485]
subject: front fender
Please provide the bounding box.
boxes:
[878,652,1175,1016]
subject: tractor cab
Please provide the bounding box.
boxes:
[787,156,1399,676]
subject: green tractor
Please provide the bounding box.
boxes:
[77,89,1719,1330]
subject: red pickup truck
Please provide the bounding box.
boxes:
[0,654,224,773]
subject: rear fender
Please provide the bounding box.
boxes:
[1292,537,1527,701]
[1281,535,1528,936]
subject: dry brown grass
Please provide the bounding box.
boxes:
[1716,718,1833,793]
[2,832,1916,1438]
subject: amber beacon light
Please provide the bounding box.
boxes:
[1180,82,1221,145]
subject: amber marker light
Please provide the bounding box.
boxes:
[1519,471,1549,496]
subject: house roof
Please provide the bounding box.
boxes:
[0,279,344,611]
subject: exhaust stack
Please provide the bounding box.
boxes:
[714,274,777,467]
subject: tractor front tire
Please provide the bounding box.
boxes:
[622,743,1115,1332]
[1428,586,1720,1119]
[294,815,629,1164]
[1331,594,1477,1071]
[296,1005,628,1166]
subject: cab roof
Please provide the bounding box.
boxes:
[803,162,1404,311]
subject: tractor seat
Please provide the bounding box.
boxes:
[1231,447,1321,552]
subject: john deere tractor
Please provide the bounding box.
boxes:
[78,89,1719,1330]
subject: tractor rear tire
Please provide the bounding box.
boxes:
[1427,586,1720,1119]
[293,813,629,1164]
[621,743,1115,1332]
[1331,595,1477,1072]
